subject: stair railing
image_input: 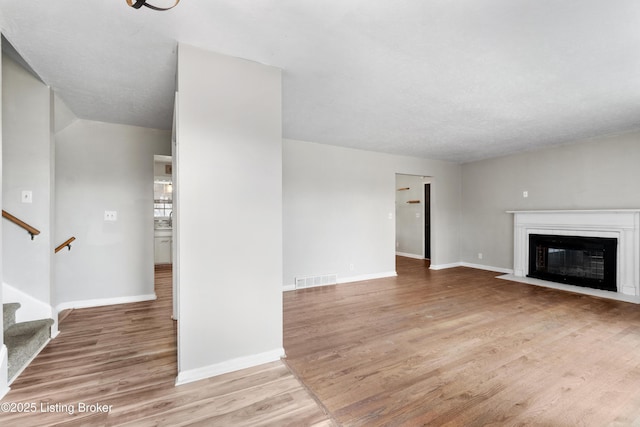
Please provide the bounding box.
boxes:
[3,210,77,252]
[2,210,40,240]
[55,237,76,253]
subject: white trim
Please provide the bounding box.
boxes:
[507,209,640,214]
[396,252,424,260]
[498,274,640,304]
[337,271,397,284]
[0,345,9,400]
[283,271,398,292]
[430,262,462,270]
[460,262,514,274]
[175,348,285,386]
[55,293,157,312]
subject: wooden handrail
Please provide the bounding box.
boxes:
[56,237,76,253]
[2,210,41,239]
[55,237,76,253]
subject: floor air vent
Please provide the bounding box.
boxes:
[295,274,338,289]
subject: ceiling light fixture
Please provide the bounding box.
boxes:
[126,0,180,11]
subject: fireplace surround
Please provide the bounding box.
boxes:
[507,210,640,300]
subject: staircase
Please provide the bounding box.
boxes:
[0,213,71,384]
[3,303,54,382]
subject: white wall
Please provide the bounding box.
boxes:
[54,93,77,133]
[0,36,7,398]
[55,120,170,306]
[153,159,172,179]
[460,131,640,271]
[283,139,461,286]
[1,52,53,305]
[175,44,283,383]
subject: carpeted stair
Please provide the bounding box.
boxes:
[3,303,21,330]
[3,303,54,381]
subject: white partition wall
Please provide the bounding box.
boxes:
[0,34,6,400]
[175,44,283,384]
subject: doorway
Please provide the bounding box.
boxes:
[153,154,175,321]
[395,174,432,261]
[424,183,431,260]
[153,155,173,266]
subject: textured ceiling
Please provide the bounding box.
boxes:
[1,0,640,163]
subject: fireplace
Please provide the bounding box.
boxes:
[507,210,640,300]
[528,234,617,291]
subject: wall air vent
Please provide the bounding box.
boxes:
[295,274,338,289]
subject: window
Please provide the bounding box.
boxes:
[154,180,173,218]
[154,201,172,218]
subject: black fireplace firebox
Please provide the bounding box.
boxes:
[528,234,617,292]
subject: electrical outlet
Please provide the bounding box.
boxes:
[478,253,483,260]
[104,211,118,221]
[523,191,529,198]
[349,264,355,271]
[21,190,33,204]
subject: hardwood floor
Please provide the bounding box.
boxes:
[0,265,333,427]
[6,258,640,425]
[284,256,640,426]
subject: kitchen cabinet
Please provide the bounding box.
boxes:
[154,229,172,264]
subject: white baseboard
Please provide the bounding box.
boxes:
[460,262,514,274]
[0,345,9,400]
[283,271,397,292]
[396,252,424,260]
[337,271,397,284]
[56,293,157,312]
[428,261,514,273]
[50,323,60,339]
[429,262,462,270]
[175,348,285,386]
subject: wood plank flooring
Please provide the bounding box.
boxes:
[0,265,333,426]
[284,256,640,426]
[6,258,640,425]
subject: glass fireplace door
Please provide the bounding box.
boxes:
[529,234,617,291]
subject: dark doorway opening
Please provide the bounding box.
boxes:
[424,183,431,259]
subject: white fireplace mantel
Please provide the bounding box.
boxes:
[507,209,640,299]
